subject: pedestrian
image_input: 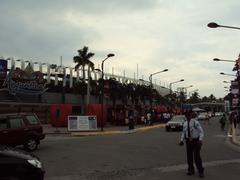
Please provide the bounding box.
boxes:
[128,109,134,130]
[219,113,227,131]
[179,110,204,178]
[146,111,151,125]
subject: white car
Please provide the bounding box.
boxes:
[165,115,186,131]
[215,112,224,116]
[198,112,208,121]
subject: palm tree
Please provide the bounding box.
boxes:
[73,46,95,82]
[73,46,95,107]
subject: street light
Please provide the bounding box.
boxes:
[220,72,236,77]
[213,58,235,63]
[101,53,115,131]
[149,69,168,110]
[169,79,184,94]
[223,81,231,83]
[208,22,240,30]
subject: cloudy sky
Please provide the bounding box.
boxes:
[1,0,240,98]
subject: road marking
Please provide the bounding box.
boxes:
[215,134,227,138]
[154,158,240,172]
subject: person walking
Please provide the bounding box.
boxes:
[146,111,151,125]
[219,113,227,131]
[179,110,204,178]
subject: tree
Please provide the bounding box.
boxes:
[208,94,216,102]
[73,46,95,107]
[73,46,95,81]
[201,96,208,102]
[189,92,200,103]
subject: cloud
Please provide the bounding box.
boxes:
[1,0,240,98]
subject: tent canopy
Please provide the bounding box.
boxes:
[192,107,206,112]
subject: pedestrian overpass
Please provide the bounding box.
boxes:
[191,102,225,112]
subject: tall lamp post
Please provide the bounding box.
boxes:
[213,58,235,63]
[208,22,240,30]
[169,79,184,94]
[220,72,236,77]
[149,69,168,110]
[209,22,240,126]
[101,53,115,131]
[223,81,231,83]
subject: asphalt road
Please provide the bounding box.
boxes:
[36,117,240,180]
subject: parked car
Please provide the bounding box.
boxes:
[0,113,45,151]
[165,115,186,131]
[0,145,45,180]
[197,112,209,121]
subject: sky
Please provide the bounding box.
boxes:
[1,0,240,98]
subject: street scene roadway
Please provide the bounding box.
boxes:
[36,117,240,180]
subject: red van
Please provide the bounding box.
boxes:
[0,113,45,151]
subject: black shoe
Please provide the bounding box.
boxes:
[186,171,194,175]
[199,172,204,178]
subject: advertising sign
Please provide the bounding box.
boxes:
[231,80,239,95]
[0,59,7,80]
[3,63,47,95]
[68,115,97,131]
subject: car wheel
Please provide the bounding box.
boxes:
[24,137,38,151]
[165,127,169,132]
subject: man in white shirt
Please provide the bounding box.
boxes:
[179,110,204,178]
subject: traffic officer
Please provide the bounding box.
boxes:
[179,110,204,178]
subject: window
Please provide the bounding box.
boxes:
[9,117,24,129]
[0,118,8,129]
[25,115,39,125]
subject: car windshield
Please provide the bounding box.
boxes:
[171,116,186,121]
[199,112,207,116]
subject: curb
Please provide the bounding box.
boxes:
[71,124,165,137]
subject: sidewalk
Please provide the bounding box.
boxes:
[43,123,166,137]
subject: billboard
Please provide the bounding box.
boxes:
[0,59,7,80]
[3,63,47,95]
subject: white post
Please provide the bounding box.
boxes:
[76,69,80,82]
[39,63,43,72]
[54,70,58,86]
[21,60,25,70]
[47,64,50,83]
[86,66,90,105]
[11,58,15,69]
[63,67,66,87]
[70,67,73,88]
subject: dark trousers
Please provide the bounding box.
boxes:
[186,139,204,173]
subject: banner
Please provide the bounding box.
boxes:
[0,59,7,80]
[3,63,48,95]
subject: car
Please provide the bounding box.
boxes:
[215,112,224,116]
[197,112,209,121]
[0,113,45,151]
[165,115,186,131]
[0,145,45,180]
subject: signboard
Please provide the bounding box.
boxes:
[230,80,239,94]
[68,115,97,131]
[3,63,47,95]
[0,59,7,80]
[232,96,239,109]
